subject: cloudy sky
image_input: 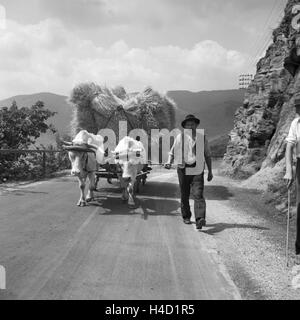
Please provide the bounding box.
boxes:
[0,0,288,99]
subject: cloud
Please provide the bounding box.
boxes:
[1,0,287,56]
[37,0,278,27]
[38,0,195,28]
[0,18,250,99]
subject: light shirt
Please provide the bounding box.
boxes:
[286,117,300,157]
[168,132,211,174]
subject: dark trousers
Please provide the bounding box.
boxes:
[296,160,300,254]
[177,167,206,221]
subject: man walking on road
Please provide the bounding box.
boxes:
[284,99,300,255]
[165,115,213,230]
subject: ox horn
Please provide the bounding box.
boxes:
[129,148,142,153]
[61,140,73,146]
[85,144,98,150]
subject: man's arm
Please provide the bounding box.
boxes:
[284,143,294,189]
[204,137,213,182]
[167,145,175,165]
[165,135,180,169]
[284,120,297,188]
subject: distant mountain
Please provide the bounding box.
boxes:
[168,89,245,140]
[0,89,245,146]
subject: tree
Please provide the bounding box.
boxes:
[0,100,56,149]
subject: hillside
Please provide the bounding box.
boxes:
[0,92,72,146]
[168,89,245,140]
[0,89,244,146]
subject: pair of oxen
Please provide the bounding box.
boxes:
[63,130,147,207]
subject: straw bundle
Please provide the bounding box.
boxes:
[69,83,176,138]
[124,87,176,132]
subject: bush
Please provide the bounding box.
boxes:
[0,148,70,183]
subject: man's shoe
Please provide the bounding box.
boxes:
[196,218,206,230]
[183,219,192,225]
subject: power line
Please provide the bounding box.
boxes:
[254,0,287,64]
[247,0,287,70]
[246,0,280,65]
[250,32,273,67]
[249,0,283,67]
[245,0,281,68]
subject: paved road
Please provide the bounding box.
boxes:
[0,169,241,300]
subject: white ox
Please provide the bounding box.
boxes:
[112,137,146,207]
[63,130,104,207]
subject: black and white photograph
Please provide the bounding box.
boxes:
[1,0,300,302]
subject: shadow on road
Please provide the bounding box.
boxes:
[140,198,180,217]
[93,195,181,217]
[202,223,269,235]
[91,180,236,217]
[97,181,179,199]
[139,181,179,199]
[141,182,234,201]
[204,186,234,200]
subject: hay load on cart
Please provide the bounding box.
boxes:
[69,83,176,136]
[68,82,177,188]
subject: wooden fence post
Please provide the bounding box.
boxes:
[0,149,66,179]
[42,151,46,177]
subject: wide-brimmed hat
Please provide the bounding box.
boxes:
[181,115,200,128]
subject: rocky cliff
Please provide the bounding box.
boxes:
[223,0,300,208]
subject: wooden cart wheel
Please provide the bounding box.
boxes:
[135,179,140,194]
[107,177,113,184]
[95,175,100,191]
[142,176,147,185]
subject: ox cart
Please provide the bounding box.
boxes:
[95,163,152,193]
